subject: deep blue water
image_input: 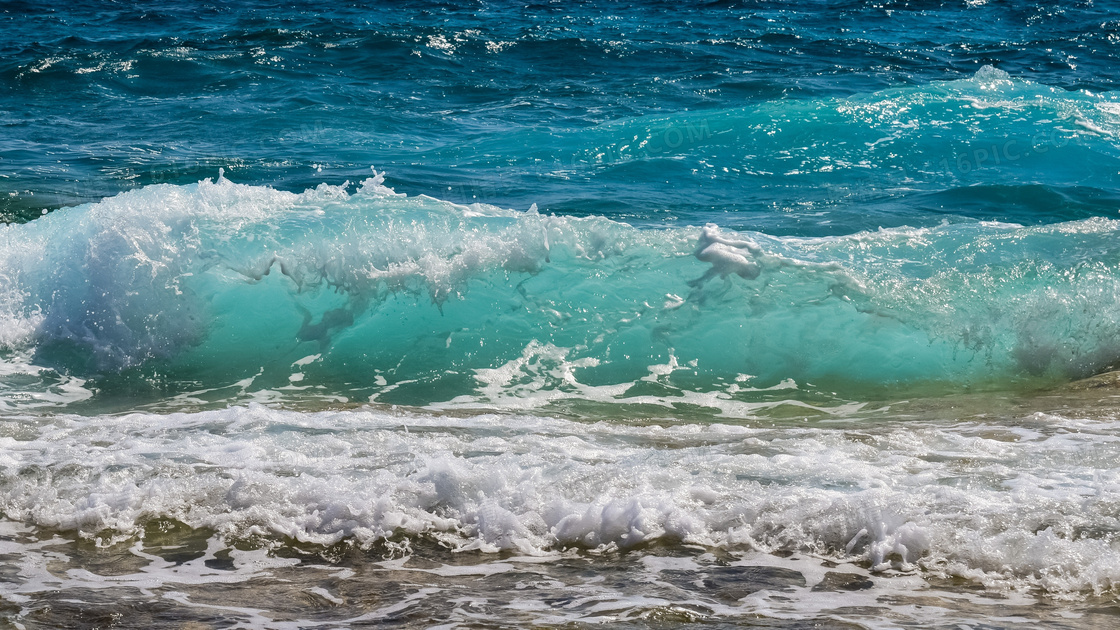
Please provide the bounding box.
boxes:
[3,0,1119,231]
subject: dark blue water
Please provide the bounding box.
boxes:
[3,0,1118,231]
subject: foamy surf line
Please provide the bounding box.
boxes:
[2,405,1120,593]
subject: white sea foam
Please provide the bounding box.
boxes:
[0,404,1119,601]
[425,340,860,417]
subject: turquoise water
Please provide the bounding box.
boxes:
[3,2,1120,627]
[7,165,1120,415]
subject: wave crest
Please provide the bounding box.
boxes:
[2,174,1120,411]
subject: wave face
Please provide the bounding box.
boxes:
[3,170,1120,412]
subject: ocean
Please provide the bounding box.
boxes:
[2,0,1120,627]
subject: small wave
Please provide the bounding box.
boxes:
[2,170,1120,411]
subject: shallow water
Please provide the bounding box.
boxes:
[2,392,1120,627]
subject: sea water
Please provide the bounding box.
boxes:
[2,1,1120,627]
